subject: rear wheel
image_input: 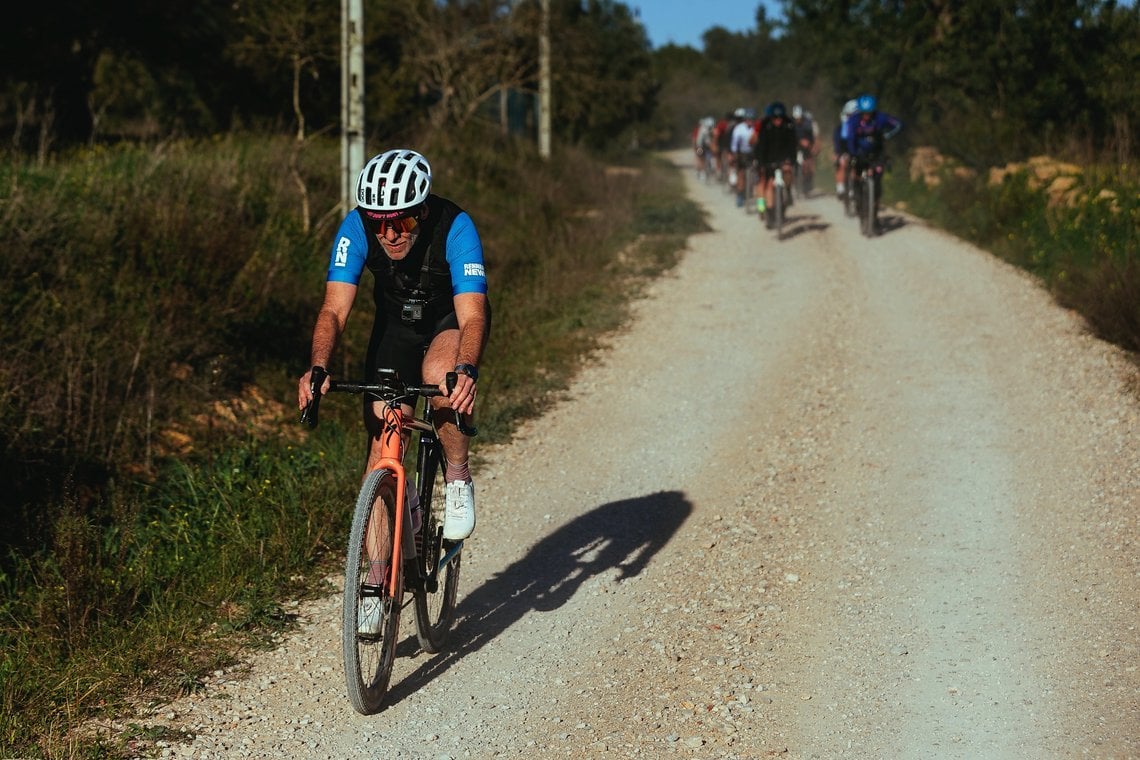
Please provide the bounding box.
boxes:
[342,469,402,715]
[413,442,461,653]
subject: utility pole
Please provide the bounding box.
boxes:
[341,0,365,214]
[538,0,551,159]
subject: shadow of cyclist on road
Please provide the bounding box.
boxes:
[383,490,692,707]
[875,213,908,235]
[779,213,830,240]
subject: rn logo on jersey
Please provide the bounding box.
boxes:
[463,263,485,278]
[335,236,351,267]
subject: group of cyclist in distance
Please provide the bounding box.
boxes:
[692,93,901,232]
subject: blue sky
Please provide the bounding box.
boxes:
[634,1,1139,50]
[633,1,784,49]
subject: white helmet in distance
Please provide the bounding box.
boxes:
[356,149,432,212]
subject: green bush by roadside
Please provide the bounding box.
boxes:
[0,134,706,758]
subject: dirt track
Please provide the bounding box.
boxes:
[141,151,1139,759]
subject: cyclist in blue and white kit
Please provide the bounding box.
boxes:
[297,149,489,542]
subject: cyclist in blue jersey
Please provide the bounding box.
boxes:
[297,149,489,540]
[845,95,902,230]
[845,94,902,162]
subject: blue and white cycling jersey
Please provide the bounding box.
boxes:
[845,112,903,159]
[327,204,487,296]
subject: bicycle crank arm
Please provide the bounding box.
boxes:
[437,541,463,573]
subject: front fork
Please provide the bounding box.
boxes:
[373,402,418,596]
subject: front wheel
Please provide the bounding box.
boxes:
[862,172,878,237]
[413,444,461,653]
[342,469,402,715]
[774,173,786,240]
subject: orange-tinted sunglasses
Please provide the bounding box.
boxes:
[375,215,420,235]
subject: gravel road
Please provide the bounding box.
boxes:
[141,151,1139,759]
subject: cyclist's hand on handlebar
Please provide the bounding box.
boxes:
[442,370,477,416]
[298,366,331,410]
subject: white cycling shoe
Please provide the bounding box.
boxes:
[443,480,476,540]
[358,596,383,636]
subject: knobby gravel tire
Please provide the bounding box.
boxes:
[863,174,877,237]
[775,180,785,241]
[342,469,402,715]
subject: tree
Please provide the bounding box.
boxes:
[393,0,538,134]
[229,0,340,231]
[548,0,657,148]
[780,0,1133,165]
[1087,2,1140,163]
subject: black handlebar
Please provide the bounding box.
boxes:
[301,367,477,437]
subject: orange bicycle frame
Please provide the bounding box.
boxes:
[372,398,414,598]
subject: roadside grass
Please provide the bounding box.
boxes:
[887,160,1140,355]
[0,136,706,758]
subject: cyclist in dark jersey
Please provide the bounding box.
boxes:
[791,105,818,194]
[754,102,798,228]
[297,149,489,540]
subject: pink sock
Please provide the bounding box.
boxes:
[445,459,471,482]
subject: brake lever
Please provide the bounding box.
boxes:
[300,366,328,428]
[445,371,478,437]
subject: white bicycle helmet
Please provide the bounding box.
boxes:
[356,149,432,212]
[792,104,804,119]
[841,99,859,120]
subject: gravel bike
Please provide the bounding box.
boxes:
[302,366,473,714]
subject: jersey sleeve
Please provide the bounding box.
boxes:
[326,212,369,285]
[881,114,903,140]
[445,212,488,295]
